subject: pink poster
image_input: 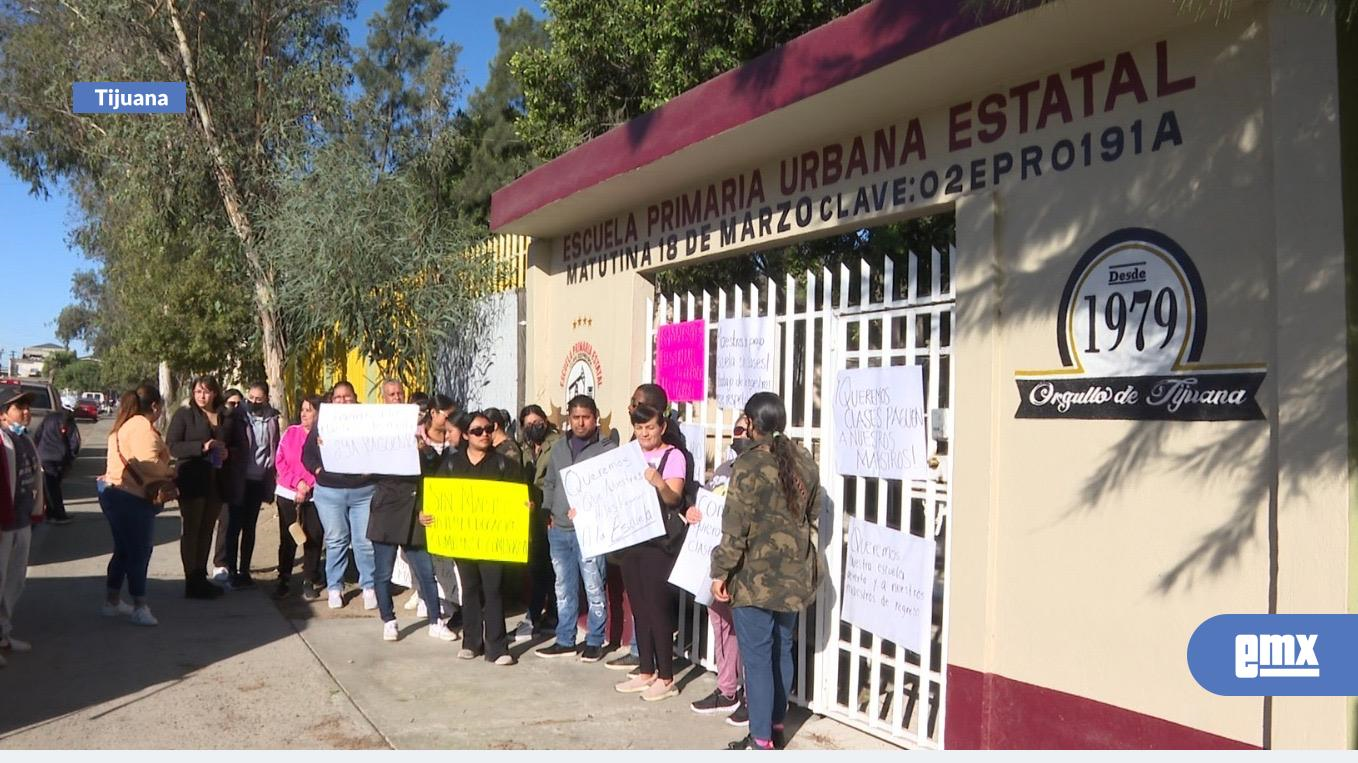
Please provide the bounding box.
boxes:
[656,320,707,403]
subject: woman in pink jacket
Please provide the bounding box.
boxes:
[273,395,325,600]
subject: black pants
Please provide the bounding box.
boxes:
[526,514,556,626]
[455,559,507,660]
[212,507,228,570]
[276,497,324,585]
[179,493,224,580]
[620,544,678,680]
[41,463,67,521]
[225,479,268,577]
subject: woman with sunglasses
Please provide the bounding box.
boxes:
[424,412,523,665]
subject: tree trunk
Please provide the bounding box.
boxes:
[165,0,286,412]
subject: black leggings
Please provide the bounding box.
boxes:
[276,497,324,585]
[620,544,678,680]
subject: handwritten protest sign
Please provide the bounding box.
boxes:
[716,317,776,409]
[656,320,707,403]
[667,488,726,605]
[561,441,664,558]
[832,366,928,480]
[422,478,530,563]
[318,403,420,476]
[679,421,706,484]
[841,516,934,653]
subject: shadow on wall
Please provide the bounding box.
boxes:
[949,13,1344,596]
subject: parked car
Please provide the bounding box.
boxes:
[73,398,100,422]
[0,377,61,431]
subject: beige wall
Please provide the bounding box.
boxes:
[518,3,1349,749]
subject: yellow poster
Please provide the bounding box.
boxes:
[423,478,530,563]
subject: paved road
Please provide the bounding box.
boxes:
[0,416,892,750]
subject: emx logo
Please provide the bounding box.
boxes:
[1234,634,1318,678]
[1189,615,1358,696]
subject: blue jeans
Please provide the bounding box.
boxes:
[312,484,376,591]
[99,486,157,598]
[733,606,798,743]
[372,542,439,626]
[547,527,606,647]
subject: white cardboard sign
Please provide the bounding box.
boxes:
[317,403,421,476]
[716,317,776,409]
[561,441,665,559]
[840,516,934,654]
[832,365,929,480]
[667,488,726,605]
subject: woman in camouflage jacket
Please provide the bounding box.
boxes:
[710,392,821,750]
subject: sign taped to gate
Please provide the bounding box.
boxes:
[668,488,726,605]
[716,317,776,409]
[833,366,928,480]
[656,319,707,402]
[423,478,531,563]
[679,421,706,484]
[841,516,934,654]
[561,441,665,558]
[318,403,421,476]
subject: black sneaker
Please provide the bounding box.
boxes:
[48,516,72,526]
[690,688,741,715]
[536,642,578,659]
[725,735,771,750]
[300,582,321,602]
[605,653,639,671]
[725,696,749,727]
[773,727,786,750]
[230,574,256,590]
[272,580,291,599]
[579,645,603,663]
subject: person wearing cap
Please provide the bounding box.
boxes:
[0,387,44,664]
[33,400,80,525]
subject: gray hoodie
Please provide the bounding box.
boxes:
[541,427,620,530]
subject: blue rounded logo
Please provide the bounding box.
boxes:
[1188,614,1358,696]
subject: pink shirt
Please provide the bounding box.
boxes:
[274,424,316,500]
[642,444,686,481]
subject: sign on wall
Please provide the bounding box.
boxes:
[716,317,777,409]
[833,365,929,480]
[560,441,665,558]
[1015,228,1266,420]
[423,478,531,563]
[317,403,420,476]
[667,488,726,605]
[841,516,935,654]
[656,319,707,403]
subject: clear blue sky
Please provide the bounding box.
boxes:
[0,0,542,363]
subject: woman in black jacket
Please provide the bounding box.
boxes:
[165,375,230,599]
[423,411,523,665]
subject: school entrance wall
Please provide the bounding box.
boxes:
[491,0,1353,749]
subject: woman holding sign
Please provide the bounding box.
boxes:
[612,403,688,702]
[426,411,522,666]
[710,392,821,751]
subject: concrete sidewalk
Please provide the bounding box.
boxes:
[0,419,892,750]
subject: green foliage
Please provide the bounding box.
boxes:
[512,0,871,160]
[54,359,104,394]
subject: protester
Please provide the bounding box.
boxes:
[710,392,822,751]
[222,389,244,414]
[98,385,173,627]
[689,416,758,723]
[510,404,558,643]
[428,411,522,664]
[303,380,378,610]
[274,396,325,600]
[33,402,80,525]
[485,408,523,470]
[0,388,43,660]
[613,403,687,701]
[429,410,470,625]
[419,394,458,457]
[536,395,618,662]
[223,381,280,590]
[166,375,230,600]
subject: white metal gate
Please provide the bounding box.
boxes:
[644,243,956,749]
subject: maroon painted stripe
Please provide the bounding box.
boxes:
[945,665,1259,749]
[490,0,1016,230]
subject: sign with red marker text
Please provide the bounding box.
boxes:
[423,478,530,563]
[656,320,707,403]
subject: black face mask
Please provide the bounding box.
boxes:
[246,401,264,415]
[524,422,548,444]
[729,436,756,456]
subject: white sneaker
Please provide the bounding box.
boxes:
[416,599,428,619]
[403,593,420,611]
[101,600,135,618]
[428,622,460,642]
[130,607,158,627]
[512,619,534,644]
[328,589,344,609]
[1,637,32,652]
[362,588,378,611]
[211,567,230,583]
[383,620,399,642]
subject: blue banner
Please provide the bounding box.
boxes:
[1188,614,1358,696]
[72,82,186,114]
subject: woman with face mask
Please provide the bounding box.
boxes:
[510,404,559,643]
